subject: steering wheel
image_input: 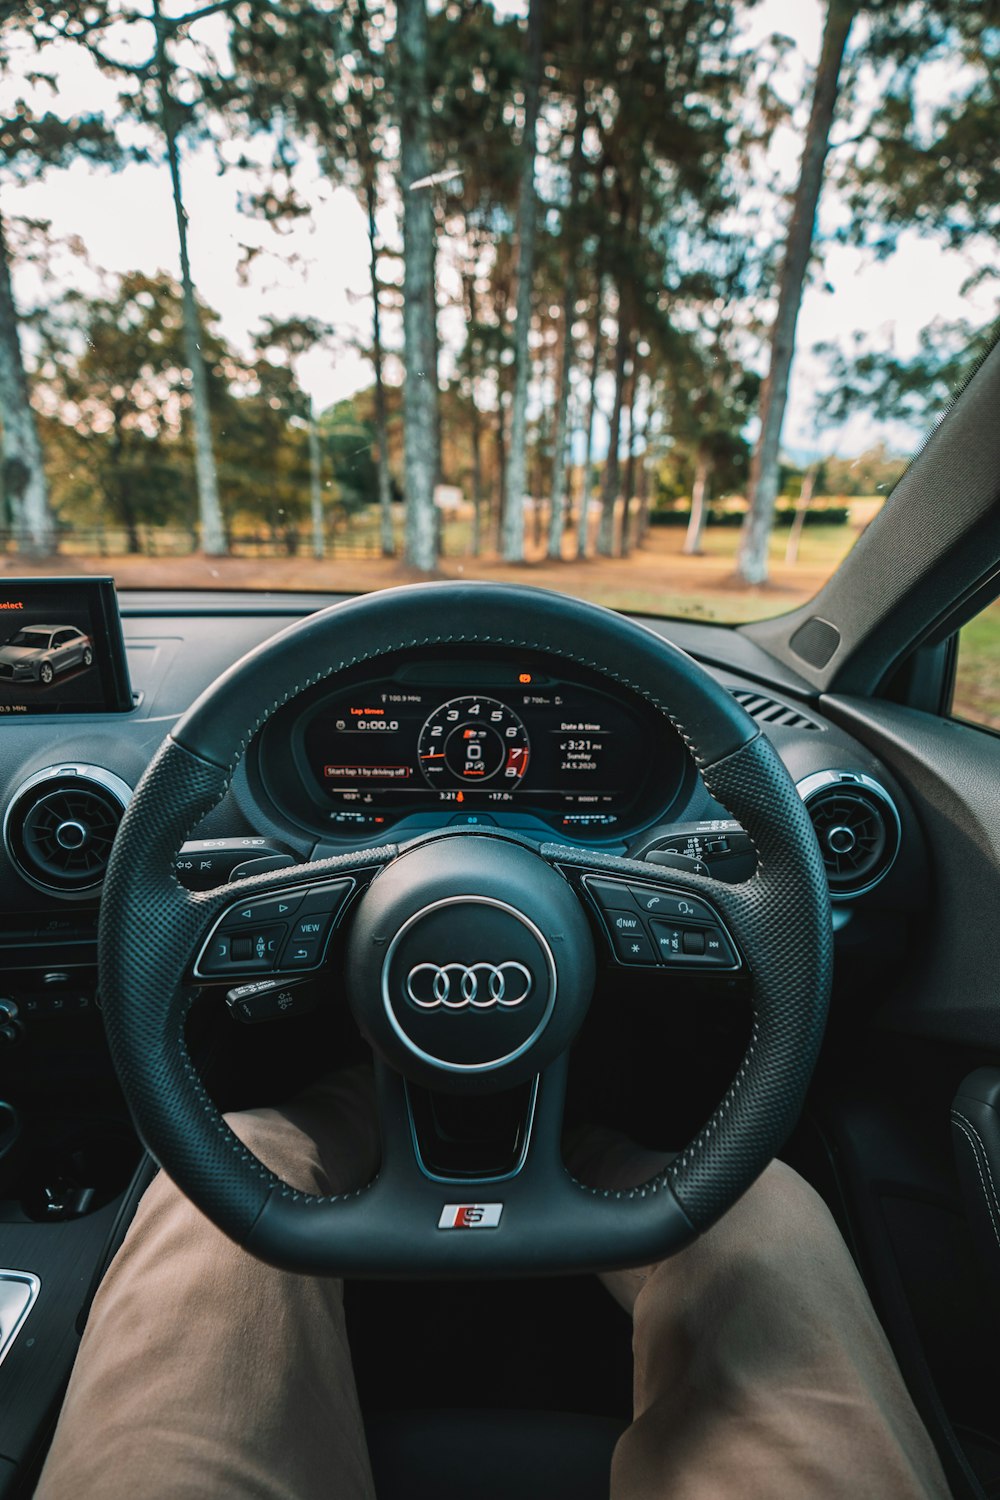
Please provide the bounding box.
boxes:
[99,583,832,1276]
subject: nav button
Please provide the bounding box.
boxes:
[606,909,644,936]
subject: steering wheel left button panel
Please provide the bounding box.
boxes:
[193,878,356,980]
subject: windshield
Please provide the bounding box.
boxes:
[0,1,996,623]
[5,629,49,648]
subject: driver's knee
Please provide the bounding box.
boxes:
[631,1160,862,1346]
[111,1065,377,1267]
[600,1160,849,1322]
[223,1064,379,1198]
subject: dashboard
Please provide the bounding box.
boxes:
[258,649,689,842]
[0,591,928,985]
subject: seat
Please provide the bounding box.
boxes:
[365,1408,628,1500]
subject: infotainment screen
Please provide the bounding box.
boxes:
[0,577,133,715]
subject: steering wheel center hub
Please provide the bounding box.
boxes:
[382,896,556,1072]
[346,834,595,1091]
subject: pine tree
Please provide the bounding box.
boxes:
[500,0,543,564]
[736,0,856,586]
[0,105,119,554]
[397,0,440,570]
[28,0,233,554]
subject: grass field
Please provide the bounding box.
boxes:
[5,510,999,730]
[954,601,1000,732]
[0,516,862,625]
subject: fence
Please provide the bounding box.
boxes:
[0,520,396,560]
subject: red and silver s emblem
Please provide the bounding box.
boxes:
[437,1203,503,1229]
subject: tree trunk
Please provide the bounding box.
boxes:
[598,308,630,557]
[115,460,141,555]
[308,401,324,559]
[620,353,640,556]
[636,390,652,544]
[501,0,543,563]
[153,0,226,557]
[366,176,395,557]
[430,235,443,487]
[547,53,588,562]
[736,0,855,585]
[494,400,507,549]
[398,0,439,571]
[683,451,713,556]
[470,397,484,556]
[0,209,54,555]
[464,275,485,557]
[577,282,604,559]
[785,465,816,565]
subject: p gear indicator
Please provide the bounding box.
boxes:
[417,696,530,789]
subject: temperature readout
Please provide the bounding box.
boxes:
[417,696,530,787]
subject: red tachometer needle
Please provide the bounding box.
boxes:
[421,753,445,759]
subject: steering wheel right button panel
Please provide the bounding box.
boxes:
[581,873,741,972]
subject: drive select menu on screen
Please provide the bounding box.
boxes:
[0,578,133,715]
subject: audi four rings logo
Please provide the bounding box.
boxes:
[405,961,532,1010]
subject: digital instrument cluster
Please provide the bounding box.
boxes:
[258,654,689,840]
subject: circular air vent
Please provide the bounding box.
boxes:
[3,766,132,899]
[797,770,901,900]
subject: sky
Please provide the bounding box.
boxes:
[2,0,997,467]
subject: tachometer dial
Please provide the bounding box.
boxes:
[418,696,530,788]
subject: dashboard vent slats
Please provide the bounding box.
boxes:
[797,772,902,900]
[3,767,131,898]
[728,688,819,731]
[22,790,121,884]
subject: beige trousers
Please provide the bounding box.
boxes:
[36,1071,952,1499]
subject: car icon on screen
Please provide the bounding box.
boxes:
[0,624,94,686]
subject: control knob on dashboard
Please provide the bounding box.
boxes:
[0,1000,24,1046]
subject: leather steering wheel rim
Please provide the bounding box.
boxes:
[98,582,833,1275]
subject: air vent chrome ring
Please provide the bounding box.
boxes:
[2,764,132,900]
[796,770,901,901]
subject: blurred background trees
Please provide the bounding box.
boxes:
[0,0,996,575]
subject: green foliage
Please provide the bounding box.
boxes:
[318,397,382,514]
[648,504,849,529]
[35,270,198,546]
[33,268,319,543]
[820,444,909,498]
[0,104,123,182]
[816,316,1000,433]
[839,3,1000,253]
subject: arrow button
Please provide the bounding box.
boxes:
[221,893,305,929]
